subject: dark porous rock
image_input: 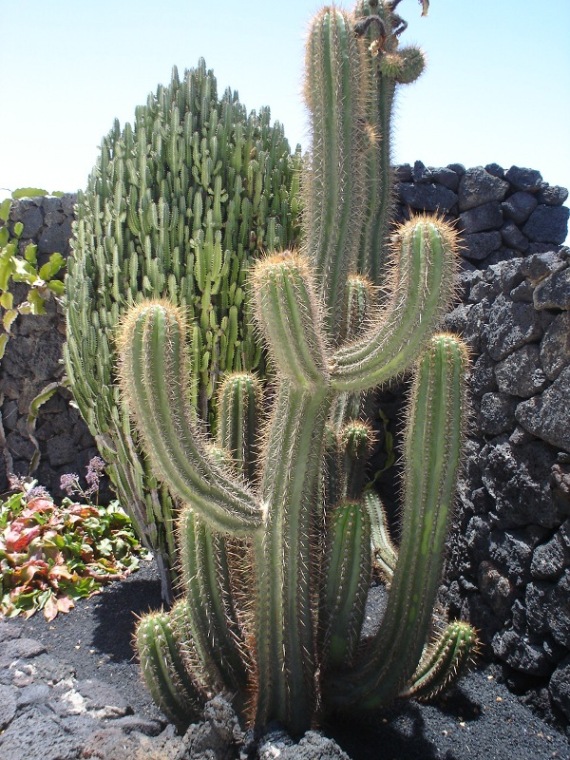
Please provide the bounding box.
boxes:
[501,191,538,224]
[78,724,183,760]
[468,269,502,302]
[30,329,64,380]
[456,263,478,300]
[485,294,543,361]
[526,573,570,648]
[521,250,567,285]
[525,582,551,635]
[537,184,569,206]
[494,344,548,398]
[540,311,570,380]
[501,221,529,252]
[523,205,570,245]
[551,461,570,517]
[0,685,17,730]
[462,230,502,261]
[531,520,570,580]
[15,683,51,709]
[477,392,517,435]
[1,637,47,661]
[176,696,244,760]
[18,204,44,239]
[412,160,432,182]
[515,365,570,452]
[481,439,559,529]
[397,181,458,213]
[505,166,544,193]
[550,655,570,722]
[257,729,351,760]
[443,299,491,354]
[478,560,516,618]
[488,529,534,586]
[492,629,553,677]
[4,431,36,463]
[469,352,498,397]
[37,220,73,256]
[484,162,505,179]
[466,515,493,565]
[430,165,460,190]
[459,201,503,234]
[46,432,79,467]
[489,258,526,293]
[446,162,466,176]
[484,247,521,267]
[41,196,66,225]
[0,710,84,760]
[510,279,534,303]
[458,166,509,211]
[546,571,570,648]
[74,678,132,719]
[533,266,570,310]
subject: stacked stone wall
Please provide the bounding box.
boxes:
[0,163,569,723]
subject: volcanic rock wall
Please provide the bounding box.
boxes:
[1,164,569,723]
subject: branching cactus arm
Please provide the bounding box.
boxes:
[331,219,459,393]
[116,300,262,534]
[326,333,469,712]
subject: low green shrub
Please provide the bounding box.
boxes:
[0,459,148,620]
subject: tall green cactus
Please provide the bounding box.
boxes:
[64,61,301,599]
[116,0,478,739]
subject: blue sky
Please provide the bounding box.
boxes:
[1,0,569,216]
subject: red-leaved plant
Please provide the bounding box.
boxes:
[0,459,147,620]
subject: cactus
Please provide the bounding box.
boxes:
[64,61,301,599]
[116,0,479,738]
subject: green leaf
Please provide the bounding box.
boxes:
[24,244,37,265]
[0,226,8,246]
[39,252,65,281]
[12,187,48,199]
[0,200,11,224]
[13,221,24,237]
[0,291,13,309]
[28,383,60,424]
[47,280,65,296]
[12,257,38,284]
[2,309,17,333]
[27,289,47,314]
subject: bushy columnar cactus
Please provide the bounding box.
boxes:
[115,0,478,738]
[64,61,301,598]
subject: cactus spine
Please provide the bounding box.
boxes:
[116,0,478,738]
[64,61,301,598]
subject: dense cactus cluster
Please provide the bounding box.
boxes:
[64,62,301,597]
[113,0,479,738]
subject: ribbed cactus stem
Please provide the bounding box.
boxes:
[216,372,262,482]
[177,509,250,697]
[136,611,207,730]
[304,6,366,335]
[327,332,468,711]
[364,490,397,583]
[116,301,261,534]
[354,1,425,281]
[331,218,458,392]
[402,621,479,701]
[251,252,329,388]
[320,501,371,670]
[253,382,330,736]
